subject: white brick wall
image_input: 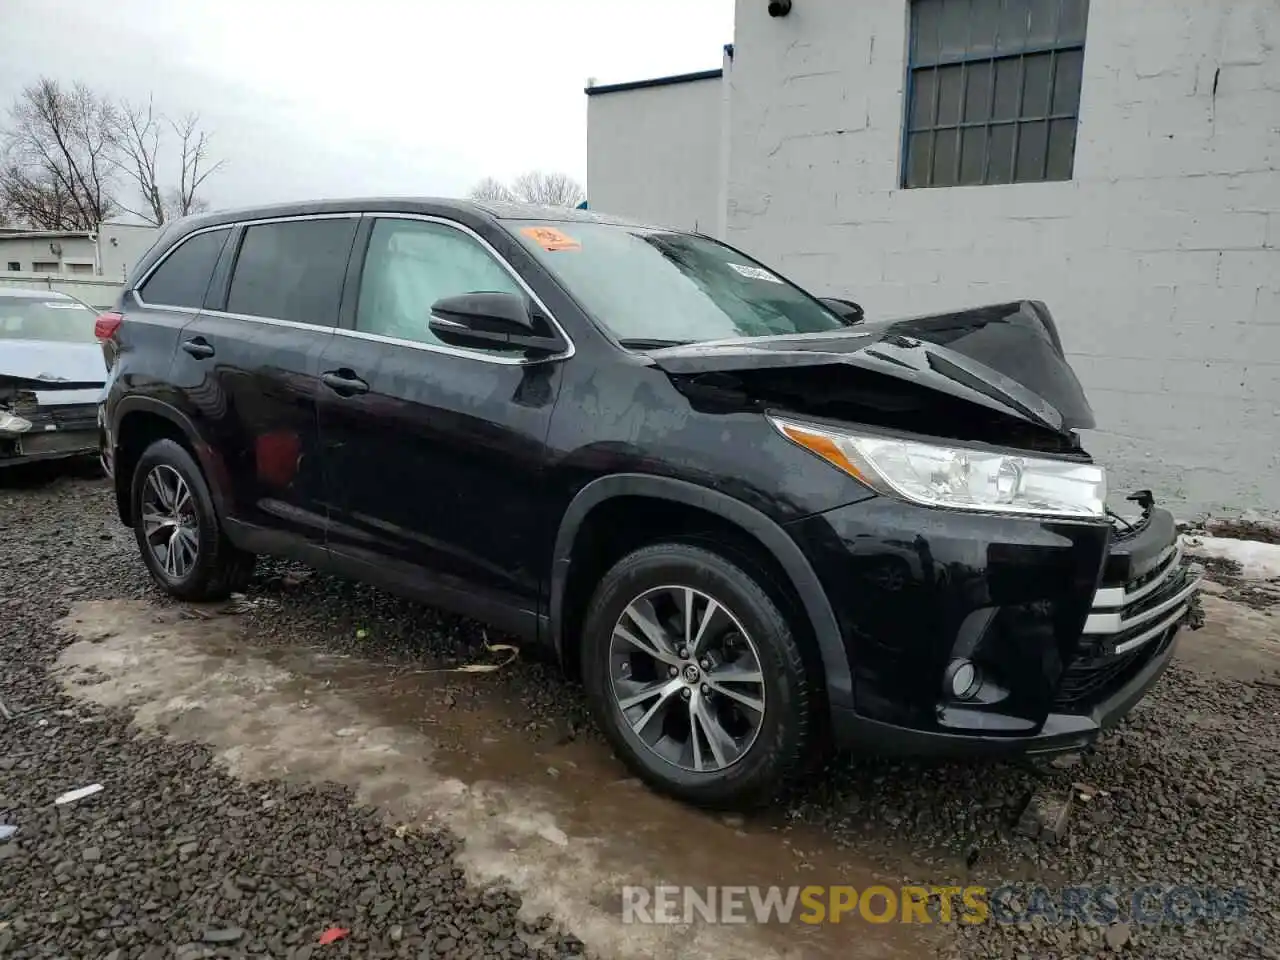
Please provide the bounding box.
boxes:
[587,74,727,236]
[725,0,1280,518]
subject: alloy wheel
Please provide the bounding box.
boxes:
[609,585,766,773]
[141,464,199,580]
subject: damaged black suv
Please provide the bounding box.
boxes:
[97,199,1202,807]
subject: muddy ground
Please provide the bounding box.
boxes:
[2,470,1278,959]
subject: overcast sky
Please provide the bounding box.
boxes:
[1,0,732,211]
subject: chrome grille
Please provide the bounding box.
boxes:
[1084,541,1202,641]
[1054,537,1202,712]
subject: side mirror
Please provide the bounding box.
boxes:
[428,292,563,354]
[820,297,865,325]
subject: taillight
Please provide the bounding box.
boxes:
[95,311,123,340]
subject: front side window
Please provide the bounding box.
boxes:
[227,218,358,326]
[0,296,97,343]
[139,228,231,309]
[508,220,845,346]
[905,0,1089,188]
[355,218,524,348]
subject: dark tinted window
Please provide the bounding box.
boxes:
[138,228,230,308]
[227,218,358,326]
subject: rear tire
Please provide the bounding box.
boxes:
[581,542,814,809]
[131,439,254,601]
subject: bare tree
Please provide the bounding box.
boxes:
[0,77,225,229]
[111,100,224,225]
[511,171,585,207]
[469,170,584,208]
[166,112,222,219]
[469,176,516,202]
[0,78,117,229]
[0,164,78,228]
[110,97,164,225]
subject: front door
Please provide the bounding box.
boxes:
[317,215,567,636]
[169,215,360,556]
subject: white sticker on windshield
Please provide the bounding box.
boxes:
[727,263,783,284]
[44,301,84,309]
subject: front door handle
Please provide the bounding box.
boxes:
[181,337,215,359]
[321,370,370,396]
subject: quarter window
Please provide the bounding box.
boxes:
[355,219,525,349]
[904,0,1089,188]
[139,228,231,308]
[227,218,358,326]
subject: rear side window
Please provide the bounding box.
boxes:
[227,218,358,326]
[138,228,230,309]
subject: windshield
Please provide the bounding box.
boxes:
[507,221,847,345]
[0,296,97,343]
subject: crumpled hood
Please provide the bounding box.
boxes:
[0,339,107,406]
[646,300,1094,434]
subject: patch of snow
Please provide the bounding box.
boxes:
[1181,535,1280,580]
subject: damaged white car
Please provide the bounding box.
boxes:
[0,289,106,468]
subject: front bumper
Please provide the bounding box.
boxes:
[0,399,100,467]
[787,496,1199,756]
[829,623,1181,756]
[1,427,99,466]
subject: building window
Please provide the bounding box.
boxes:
[31,261,60,273]
[67,262,95,275]
[5,262,19,272]
[904,0,1089,188]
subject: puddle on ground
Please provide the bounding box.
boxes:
[55,599,943,960]
[1174,594,1280,681]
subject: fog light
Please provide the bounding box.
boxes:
[944,658,982,700]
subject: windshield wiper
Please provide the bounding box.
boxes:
[617,337,694,350]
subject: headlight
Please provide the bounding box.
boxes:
[770,416,1106,520]
[0,411,32,436]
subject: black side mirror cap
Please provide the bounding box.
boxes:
[820,297,865,324]
[428,292,564,354]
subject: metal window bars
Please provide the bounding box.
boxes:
[904,0,1090,188]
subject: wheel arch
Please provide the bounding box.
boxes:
[549,473,853,710]
[111,397,226,525]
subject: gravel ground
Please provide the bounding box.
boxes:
[3,469,1279,959]
[0,467,588,960]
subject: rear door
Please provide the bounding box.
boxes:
[114,225,233,412]
[167,214,360,558]
[317,214,569,636]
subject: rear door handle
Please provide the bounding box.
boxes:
[321,371,370,396]
[181,337,215,359]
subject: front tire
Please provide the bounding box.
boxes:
[131,438,254,601]
[581,542,814,808]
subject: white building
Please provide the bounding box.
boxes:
[0,222,160,280]
[585,0,1280,519]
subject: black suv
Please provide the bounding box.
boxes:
[98,199,1201,807]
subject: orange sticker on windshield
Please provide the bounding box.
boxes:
[521,226,581,252]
